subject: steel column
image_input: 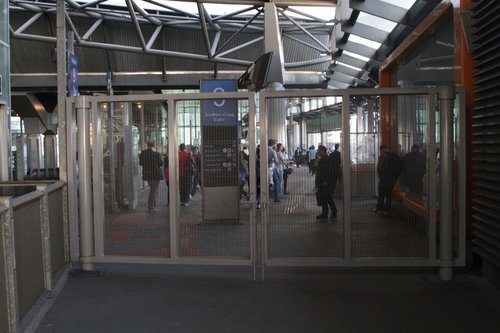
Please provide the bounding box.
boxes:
[342,93,352,262]
[167,97,179,259]
[438,86,455,281]
[76,96,95,271]
[248,95,257,280]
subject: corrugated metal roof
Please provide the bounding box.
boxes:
[9,0,442,90]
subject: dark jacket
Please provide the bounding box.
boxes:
[315,155,334,192]
[330,150,341,179]
[377,151,401,184]
[402,151,425,180]
[139,148,163,180]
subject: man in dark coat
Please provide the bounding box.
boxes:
[139,140,163,212]
[402,144,426,195]
[315,145,337,221]
[330,143,341,191]
[375,144,401,214]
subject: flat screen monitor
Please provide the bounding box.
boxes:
[238,52,273,92]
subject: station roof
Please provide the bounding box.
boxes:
[9,0,443,92]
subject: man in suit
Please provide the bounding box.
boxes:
[330,143,341,191]
[315,145,336,221]
[375,144,401,214]
[139,140,163,212]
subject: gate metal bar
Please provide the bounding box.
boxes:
[258,87,465,273]
[77,92,257,269]
[68,86,465,278]
[428,93,437,260]
[342,92,351,263]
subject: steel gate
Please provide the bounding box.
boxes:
[65,86,465,279]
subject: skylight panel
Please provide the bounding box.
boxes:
[357,13,397,32]
[93,0,198,14]
[286,6,336,21]
[348,35,382,49]
[379,0,417,10]
[204,3,259,16]
[88,1,336,21]
[343,51,370,62]
[336,61,362,71]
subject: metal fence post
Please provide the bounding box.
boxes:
[76,96,95,271]
[0,197,20,333]
[438,86,455,281]
[37,185,53,292]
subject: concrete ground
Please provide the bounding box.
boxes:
[33,265,500,333]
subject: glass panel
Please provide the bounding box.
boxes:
[351,95,429,258]
[101,101,170,257]
[266,95,344,258]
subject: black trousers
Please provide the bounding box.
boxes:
[377,180,395,212]
[179,175,192,203]
[316,186,336,216]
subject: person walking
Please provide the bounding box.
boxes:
[330,143,341,191]
[307,145,317,175]
[268,139,281,203]
[402,144,426,195]
[139,140,163,212]
[315,145,336,221]
[178,143,193,206]
[375,145,401,214]
[190,146,202,198]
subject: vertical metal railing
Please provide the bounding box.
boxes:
[0,181,68,333]
[83,92,255,267]
[256,87,464,276]
[68,87,465,279]
[0,196,18,333]
[342,92,352,263]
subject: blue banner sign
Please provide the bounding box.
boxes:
[201,80,237,126]
[69,53,79,97]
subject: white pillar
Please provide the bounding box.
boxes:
[76,96,95,271]
[267,82,287,145]
[0,107,10,180]
[0,0,11,181]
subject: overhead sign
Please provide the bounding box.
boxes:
[69,52,79,97]
[200,80,237,126]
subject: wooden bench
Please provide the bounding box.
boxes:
[393,186,440,221]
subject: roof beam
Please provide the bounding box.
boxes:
[124,0,147,51]
[349,0,407,23]
[264,3,285,84]
[279,9,331,54]
[341,22,388,44]
[335,40,377,59]
[331,0,352,52]
[13,11,43,34]
[330,62,363,78]
[216,36,264,58]
[328,71,355,85]
[196,3,213,58]
[213,8,263,57]
[11,71,329,89]
[81,18,103,40]
[328,81,350,89]
[192,1,336,5]
[334,53,367,69]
